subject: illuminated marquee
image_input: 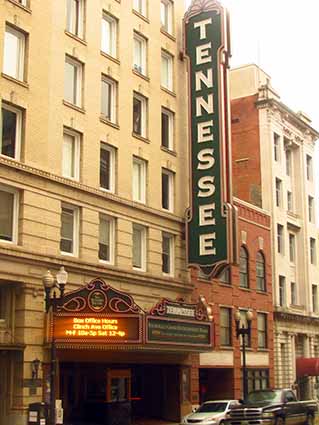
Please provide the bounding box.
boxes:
[184,0,236,277]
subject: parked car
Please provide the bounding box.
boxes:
[181,400,240,425]
[225,389,317,425]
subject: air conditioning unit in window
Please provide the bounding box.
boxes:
[134,64,143,74]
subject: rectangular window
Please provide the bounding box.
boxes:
[239,310,251,347]
[60,204,79,256]
[161,50,173,91]
[220,307,232,346]
[219,267,231,285]
[275,178,282,207]
[312,285,318,313]
[100,143,115,192]
[160,0,173,34]
[133,157,146,203]
[279,275,286,307]
[247,369,269,393]
[132,224,146,270]
[162,169,174,212]
[161,108,174,150]
[3,25,26,81]
[62,129,80,180]
[290,281,297,305]
[289,233,295,263]
[133,0,147,16]
[273,133,280,161]
[257,313,267,349]
[0,185,18,243]
[287,191,293,213]
[133,32,147,75]
[277,224,284,254]
[310,238,317,265]
[285,149,292,176]
[66,0,84,38]
[162,233,174,275]
[308,196,314,222]
[99,214,114,264]
[133,93,147,137]
[101,76,117,123]
[1,103,22,160]
[101,12,117,58]
[306,155,313,181]
[64,56,83,107]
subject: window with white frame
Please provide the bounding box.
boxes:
[100,143,116,192]
[162,232,174,275]
[0,185,18,243]
[161,50,173,91]
[101,12,117,58]
[133,0,147,17]
[133,32,147,75]
[132,223,146,270]
[60,204,79,256]
[99,214,114,263]
[277,224,284,254]
[17,0,28,6]
[287,191,293,213]
[161,107,174,150]
[132,157,147,203]
[220,307,232,346]
[306,155,313,181]
[62,129,80,180]
[275,178,282,207]
[257,313,267,348]
[160,0,173,34]
[162,168,174,211]
[101,75,117,123]
[279,275,286,307]
[133,93,147,137]
[289,233,296,263]
[286,149,292,176]
[309,196,314,222]
[64,56,83,107]
[1,103,22,159]
[273,133,280,161]
[310,237,317,265]
[3,25,26,81]
[312,284,318,313]
[66,0,84,38]
[290,281,297,305]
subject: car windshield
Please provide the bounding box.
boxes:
[246,390,282,404]
[197,402,228,413]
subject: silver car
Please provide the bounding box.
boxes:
[181,400,239,425]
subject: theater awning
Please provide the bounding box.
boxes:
[296,357,319,377]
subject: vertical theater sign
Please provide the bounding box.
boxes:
[184,0,237,276]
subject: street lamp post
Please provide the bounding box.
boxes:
[42,267,68,425]
[234,309,253,401]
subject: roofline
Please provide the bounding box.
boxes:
[234,197,270,217]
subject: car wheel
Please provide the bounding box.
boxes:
[306,415,314,425]
[275,417,285,425]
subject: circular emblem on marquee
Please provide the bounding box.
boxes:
[89,290,107,311]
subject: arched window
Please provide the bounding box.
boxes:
[239,246,249,288]
[256,251,266,292]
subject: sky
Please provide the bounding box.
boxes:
[185,0,319,211]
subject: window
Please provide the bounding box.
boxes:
[162,169,174,212]
[312,285,318,313]
[162,233,174,275]
[133,157,147,203]
[275,178,282,207]
[161,50,173,91]
[239,310,251,347]
[133,93,147,137]
[279,275,286,307]
[308,196,314,222]
[66,0,84,38]
[257,313,267,348]
[133,0,147,16]
[273,133,280,161]
[99,215,114,264]
[247,369,269,393]
[64,56,83,107]
[132,224,146,270]
[277,224,284,254]
[101,76,117,123]
[161,108,174,150]
[60,204,79,256]
[239,246,249,288]
[290,281,297,305]
[219,267,231,285]
[310,238,317,265]
[17,0,28,5]
[256,251,266,292]
[306,155,313,181]
[3,25,26,81]
[220,307,232,346]
[101,12,117,58]
[287,191,293,212]
[289,233,295,263]
[100,143,115,192]
[62,129,80,180]
[160,0,173,34]
[0,185,18,243]
[285,149,292,176]
[133,32,147,75]
[1,103,22,159]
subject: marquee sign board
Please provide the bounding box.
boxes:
[184,0,235,276]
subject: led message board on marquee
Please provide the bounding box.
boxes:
[184,0,236,277]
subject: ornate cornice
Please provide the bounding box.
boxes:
[184,0,222,22]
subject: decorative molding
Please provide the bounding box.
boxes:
[184,0,222,22]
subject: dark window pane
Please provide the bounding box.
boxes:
[162,172,169,209]
[2,108,17,158]
[161,112,169,148]
[100,146,111,190]
[60,208,74,253]
[0,190,14,241]
[133,97,142,135]
[99,243,109,261]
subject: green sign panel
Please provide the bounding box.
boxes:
[185,2,232,276]
[147,318,211,346]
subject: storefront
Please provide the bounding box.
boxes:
[44,278,213,425]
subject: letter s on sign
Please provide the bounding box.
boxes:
[197,148,215,170]
[198,176,215,197]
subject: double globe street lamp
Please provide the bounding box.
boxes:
[42,266,68,425]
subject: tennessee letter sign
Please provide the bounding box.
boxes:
[184,0,235,276]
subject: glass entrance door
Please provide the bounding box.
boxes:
[106,369,132,425]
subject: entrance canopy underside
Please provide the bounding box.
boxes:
[296,357,319,377]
